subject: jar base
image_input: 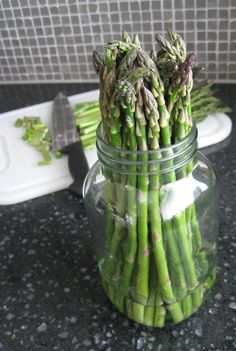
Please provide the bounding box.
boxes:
[100,267,216,328]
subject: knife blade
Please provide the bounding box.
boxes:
[51,92,89,196]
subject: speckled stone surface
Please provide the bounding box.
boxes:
[0,84,235,351]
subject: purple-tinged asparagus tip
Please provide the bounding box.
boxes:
[186,53,195,70]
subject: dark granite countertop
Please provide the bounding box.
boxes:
[0,84,235,351]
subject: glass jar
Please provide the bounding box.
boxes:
[83,123,218,327]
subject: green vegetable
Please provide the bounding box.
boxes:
[74,101,100,148]
[191,80,231,122]
[15,101,101,165]
[15,117,53,165]
[92,30,215,327]
[55,150,63,159]
[15,118,23,127]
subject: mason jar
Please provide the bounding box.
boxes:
[83,123,218,327]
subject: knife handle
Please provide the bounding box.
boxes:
[64,141,89,196]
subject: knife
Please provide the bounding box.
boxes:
[51,92,89,196]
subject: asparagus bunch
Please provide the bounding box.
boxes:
[73,101,101,148]
[191,80,231,122]
[93,30,216,327]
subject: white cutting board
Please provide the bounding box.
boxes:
[0,89,232,205]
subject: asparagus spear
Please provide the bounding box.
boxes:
[134,80,150,302]
[167,29,187,62]
[156,34,184,63]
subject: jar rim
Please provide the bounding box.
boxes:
[96,122,198,174]
[96,121,197,156]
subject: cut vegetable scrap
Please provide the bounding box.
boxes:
[15,101,101,165]
[15,116,55,165]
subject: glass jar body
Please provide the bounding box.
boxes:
[83,134,218,327]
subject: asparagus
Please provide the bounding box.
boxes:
[156,59,178,90]
[149,54,195,318]
[156,34,184,63]
[144,84,184,322]
[133,49,183,321]
[170,58,208,315]
[16,101,102,164]
[191,80,231,122]
[15,116,54,165]
[167,29,187,62]
[93,30,216,328]
[74,101,101,148]
[115,80,138,301]
[134,80,150,302]
[159,51,197,296]
[104,99,123,277]
[167,55,198,303]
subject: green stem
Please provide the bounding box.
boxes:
[119,104,137,297]
[134,93,149,302]
[182,294,192,319]
[163,219,187,300]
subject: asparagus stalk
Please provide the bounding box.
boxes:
[134,80,150,302]
[115,80,138,294]
[105,92,124,277]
